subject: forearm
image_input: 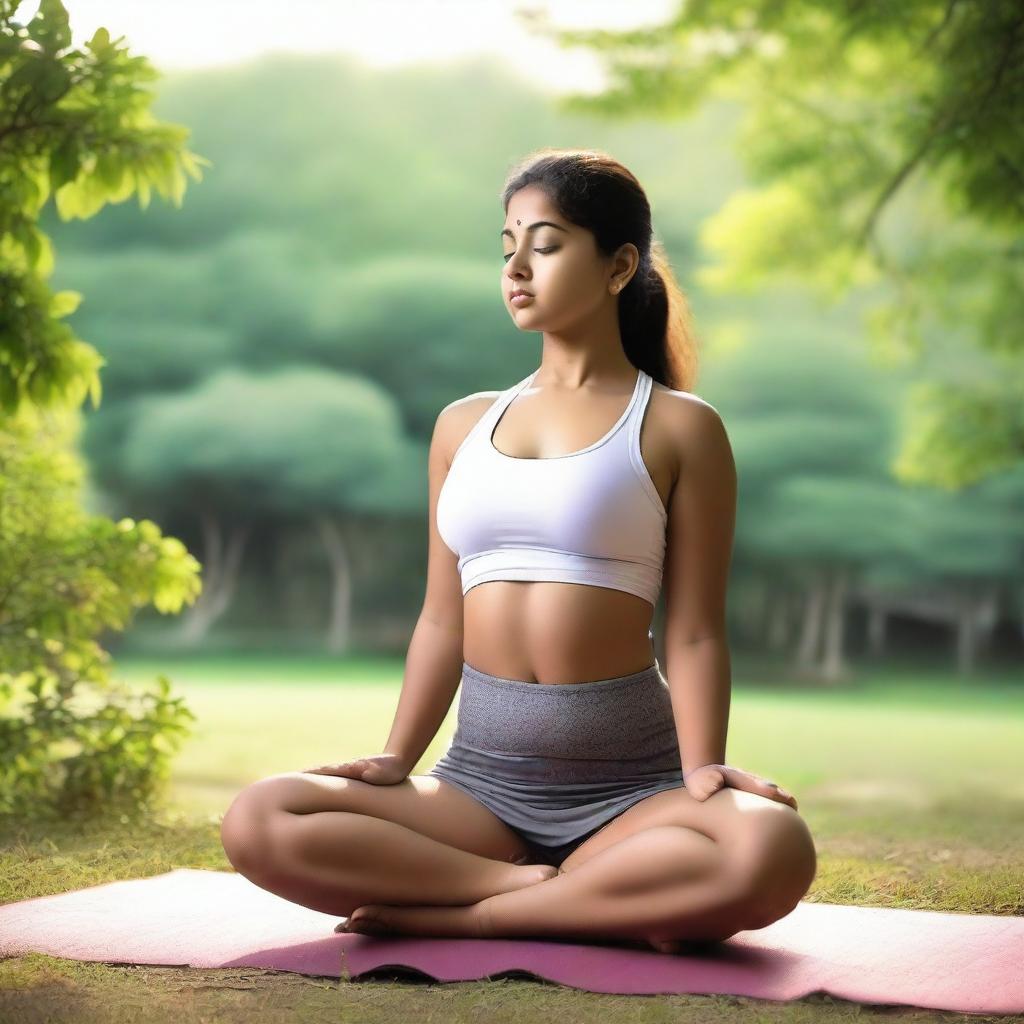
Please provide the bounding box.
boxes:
[663,634,732,777]
[382,613,464,771]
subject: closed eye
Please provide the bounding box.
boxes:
[503,247,559,262]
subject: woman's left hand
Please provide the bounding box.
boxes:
[683,763,798,810]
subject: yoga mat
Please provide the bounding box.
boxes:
[0,868,1021,1014]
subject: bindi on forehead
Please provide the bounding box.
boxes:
[500,219,569,240]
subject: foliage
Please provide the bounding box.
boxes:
[523,0,1024,486]
[0,0,204,822]
[0,400,202,822]
[0,0,209,416]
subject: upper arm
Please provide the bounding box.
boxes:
[661,398,737,645]
[421,403,466,632]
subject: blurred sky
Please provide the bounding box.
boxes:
[20,0,678,94]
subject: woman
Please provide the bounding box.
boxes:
[220,148,817,954]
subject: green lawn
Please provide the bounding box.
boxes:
[2,655,1021,1023]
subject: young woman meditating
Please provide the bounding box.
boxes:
[220,147,817,954]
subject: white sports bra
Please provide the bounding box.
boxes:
[435,366,668,608]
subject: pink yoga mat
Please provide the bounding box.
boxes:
[0,868,1020,1014]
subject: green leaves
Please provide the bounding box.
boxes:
[0,1,206,824]
[0,409,203,821]
[25,0,72,56]
[539,0,1024,487]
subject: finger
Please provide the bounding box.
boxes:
[723,767,772,792]
[736,775,786,800]
[766,783,798,809]
[716,769,798,809]
[694,779,723,800]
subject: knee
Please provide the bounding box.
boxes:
[725,808,818,929]
[219,773,300,873]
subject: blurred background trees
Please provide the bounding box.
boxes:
[527,0,1024,486]
[3,0,1020,748]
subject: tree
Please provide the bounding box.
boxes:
[706,322,1023,679]
[119,367,426,651]
[0,0,205,821]
[524,0,1024,487]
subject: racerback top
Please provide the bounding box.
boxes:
[435,366,668,608]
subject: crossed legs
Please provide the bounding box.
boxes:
[221,771,817,950]
[347,820,754,949]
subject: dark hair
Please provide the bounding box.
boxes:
[501,147,699,392]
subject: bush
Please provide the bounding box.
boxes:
[0,402,202,824]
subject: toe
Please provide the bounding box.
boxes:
[529,864,559,884]
[649,937,686,954]
[346,905,393,935]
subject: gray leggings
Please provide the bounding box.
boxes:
[428,659,685,867]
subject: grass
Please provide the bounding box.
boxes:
[1,654,1021,1023]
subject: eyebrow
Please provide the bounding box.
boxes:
[500,220,568,240]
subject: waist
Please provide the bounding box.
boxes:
[462,658,662,691]
[451,659,679,760]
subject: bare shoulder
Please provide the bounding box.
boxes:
[435,390,502,466]
[649,382,731,478]
[651,379,719,415]
[654,377,723,421]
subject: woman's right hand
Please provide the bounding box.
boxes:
[301,752,411,786]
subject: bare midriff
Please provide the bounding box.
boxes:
[462,582,659,685]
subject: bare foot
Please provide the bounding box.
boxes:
[334,864,556,936]
[647,934,728,954]
[342,899,491,938]
[606,932,708,955]
[648,937,687,954]
[341,903,703,953]
[504,862,559,892]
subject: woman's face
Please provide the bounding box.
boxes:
[501,184,632,333]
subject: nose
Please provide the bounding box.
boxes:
[504,250,532,280]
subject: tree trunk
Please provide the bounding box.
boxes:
[955,601,977,677]
[765,584,790,652]
[820,566,849,684]
[974,584,1000,660]
[866,603,887,657]
[317,515,353,654]
[795,571,827,672]
[178,511,251,645]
